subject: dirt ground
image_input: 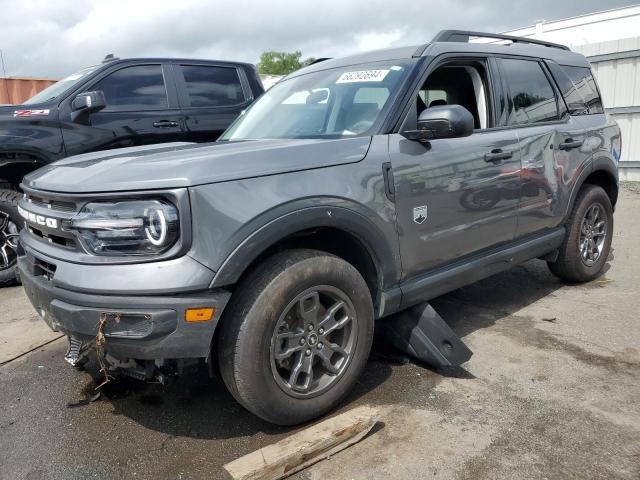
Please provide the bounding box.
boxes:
[1,184,639,480]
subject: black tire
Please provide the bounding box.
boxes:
[0,189,22,287]
[548,184,613,283]
[217,249,374,425]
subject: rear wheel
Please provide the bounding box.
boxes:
[548,185,613,283]
[217,249,374,425]
[0,189,22,287]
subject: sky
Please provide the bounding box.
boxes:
[1,0,638,79]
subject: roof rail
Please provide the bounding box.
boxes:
[427,30,570,52]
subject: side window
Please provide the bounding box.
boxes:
[417,62,490,129]
[499,59,559,125]
[561,66,604,114]
[180,65,245,107]
[418,89,447,108]
[92,65,168,110]
[546,62,588,115]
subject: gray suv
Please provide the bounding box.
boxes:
[17,31,620,425]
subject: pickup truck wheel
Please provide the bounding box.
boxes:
[217,249,374,425]
[548,185,613,283]
[0,189,22,287]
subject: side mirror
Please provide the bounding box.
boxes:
[402,104,474,142]
[70,91,107,123]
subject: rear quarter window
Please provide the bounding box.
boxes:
[560,65,604,114]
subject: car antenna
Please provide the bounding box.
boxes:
[102,54,119,64]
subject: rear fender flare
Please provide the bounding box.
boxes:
[562,156,618,223]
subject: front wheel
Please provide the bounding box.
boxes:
[548,185,613,283]
[217,249,374,425]
[0,189,22,287]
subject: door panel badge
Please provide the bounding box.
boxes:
[413,205,428,224]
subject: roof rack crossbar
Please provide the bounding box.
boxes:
[429,30,570,51]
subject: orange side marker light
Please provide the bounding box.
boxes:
[185,307,215,323]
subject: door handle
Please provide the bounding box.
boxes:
[558,139,584,150]
[484,149,513,163]
[153,120,180,128]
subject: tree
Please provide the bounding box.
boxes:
[257,51,316,75]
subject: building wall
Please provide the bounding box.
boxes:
[573,37,640,180]
[0,77,57,105]
[479,5,640,179]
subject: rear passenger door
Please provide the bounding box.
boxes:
[496,57,589,238]
[174,63,254,142]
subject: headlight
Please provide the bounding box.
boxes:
[69,200,179,255]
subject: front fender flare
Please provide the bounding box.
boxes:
[209,205,401,290]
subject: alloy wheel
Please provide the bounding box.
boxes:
[579,203,607,267]
[270,286,357,398]
[0,212,19,271]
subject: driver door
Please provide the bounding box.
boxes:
[389,56,521,282]
[62,64,185,156]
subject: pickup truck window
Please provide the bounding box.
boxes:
[92,65,168,111]
[221,61,411,140]
[181,65,245,107]
[22,65,100,105]
[499,58,560,126]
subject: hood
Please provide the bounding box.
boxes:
[23,137,372,193]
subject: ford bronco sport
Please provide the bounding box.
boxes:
[0,56,263,285]
[17,31,620,425]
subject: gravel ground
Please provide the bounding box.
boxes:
[1,185,639,480]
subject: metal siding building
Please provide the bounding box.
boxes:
[576,38,640,180]
[487,5,640,180]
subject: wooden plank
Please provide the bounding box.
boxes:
[223,406,380,480]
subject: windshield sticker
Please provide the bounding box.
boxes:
[336,69,390,84]
[13,109,50,117]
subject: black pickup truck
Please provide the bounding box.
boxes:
[0,56,264,284]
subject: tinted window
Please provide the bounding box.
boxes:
[181,65,245,107]
[547,62,587,115]
[500,59,559,125]
[562,66,604,114]
[93,65,168,110]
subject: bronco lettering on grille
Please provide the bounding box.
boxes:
[18,205,59,229]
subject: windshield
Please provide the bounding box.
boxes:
[221,61,411,140]
[23,65,100,105]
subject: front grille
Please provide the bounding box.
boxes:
[22,190,83,253]
[34,257,57,281]
[28,226,77,249]
[26,195,77,213]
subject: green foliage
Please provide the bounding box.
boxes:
[257,51,316,75]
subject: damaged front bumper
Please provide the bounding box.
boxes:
[18,244,231,369]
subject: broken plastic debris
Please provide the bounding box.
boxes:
[66,391,101,409]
